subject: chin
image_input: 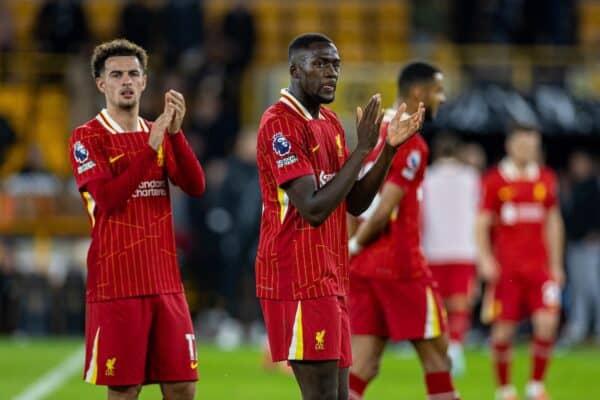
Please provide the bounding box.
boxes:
[319,94,335,104]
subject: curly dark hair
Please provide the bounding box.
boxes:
[90,39,148,78]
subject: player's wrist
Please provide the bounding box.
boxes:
[349,237,363,255]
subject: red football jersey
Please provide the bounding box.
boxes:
[255,89,350,300]
[480,160,558,274]
[351,129,430,281]
[69,109,198,301]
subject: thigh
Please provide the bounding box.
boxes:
[147,292,198,384]
[348,273,388,338]
[525,271,561,317]
[84,298,152,386]
[290,360,340,399]
[494,274,525,322]
[376,279,447,341]
[261,296,344,364]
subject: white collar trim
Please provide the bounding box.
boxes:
[499,158,540,181]
[95,108,148,133]
[279,88,323,120]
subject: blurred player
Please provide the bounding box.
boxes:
[348,62,459,400]
[68,39,205,400]
[475,125,564,400]
[422,134,481,376]
[255,33,424,400]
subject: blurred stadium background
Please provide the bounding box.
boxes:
[0,0,598,399]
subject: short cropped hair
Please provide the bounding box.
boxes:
[397,61,440,95]
[288,33,333,63]
[91,39,148,78]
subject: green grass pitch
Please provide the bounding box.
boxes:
[1,338,599,399]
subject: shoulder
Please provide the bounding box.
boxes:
[70,119,105,144]
[540,166,557,182]
[482,166,502,186]
[258,103,306,140]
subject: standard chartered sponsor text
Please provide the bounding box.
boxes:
[132,180,167,198]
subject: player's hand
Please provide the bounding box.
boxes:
[164,90,186,134]
[386,102,425,148]
[550,265,565,287]
[148,109,174,151]
[355,94,384,153]
[479,254,499,283]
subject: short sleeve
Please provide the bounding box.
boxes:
[258,116,314,187]
[479,173,500,213]
[386,141,424,191]
[69,127,112,190]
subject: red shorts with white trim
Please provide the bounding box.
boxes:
[349,274,447,341]
[429,263,476,299]
[486,269,561,322]
[260,296,352,368]
[84,292,198,386]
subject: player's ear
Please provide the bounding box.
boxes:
[95,76,105,94]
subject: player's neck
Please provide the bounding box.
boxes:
[105,104,140,132]
[287,85,320,119]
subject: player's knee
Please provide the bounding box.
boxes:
[161,381,196,400]
[421,348,452,373]
[351,358,380,382]
[108,384,142,400]
[305,385,338,400]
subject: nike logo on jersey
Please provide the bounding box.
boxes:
[311,144,320,152]
[190,361,198,370]
[109,153,125,163]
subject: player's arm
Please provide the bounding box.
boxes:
[283,95,384,227]
[545,206,565,286]
[475,210,499,282]
[85,111,172,213]
[163,90,206,196]
[349,182,405,255]
[347,214,360,237]
[346,102,425,216]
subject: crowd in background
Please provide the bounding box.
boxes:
[0,1,598,350]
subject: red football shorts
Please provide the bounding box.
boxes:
[488,269,561,322]
[429,263,477,299]
[260,296,352,368]
[84,292,198,386]
[349,274,447,341]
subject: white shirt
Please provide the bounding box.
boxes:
[422,158,479,264]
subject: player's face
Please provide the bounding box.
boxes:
[424,72,446,120]
[506,130,541,165]
[96,56,146,110]
[296,42,341,104]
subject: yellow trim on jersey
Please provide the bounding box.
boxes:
[288,301,304,360]
[277,187,289,224]
[82,191,96,227]
[425,286,441,339]
[85,327,100,384]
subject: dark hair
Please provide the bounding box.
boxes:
[288,33,333,63]
[91,39,148,78]
[397,61,440,95]
[432,132,461,160]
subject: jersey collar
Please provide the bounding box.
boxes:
[279,89,324,121]
[95,108,149,134]
[499,158,540,181]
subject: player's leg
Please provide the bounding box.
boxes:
[349,335,386,399]
[107,385,142,400]
[148,293,198,400]
[412,335,458,400]
[525,278,561,400]
[291,360,340,400]
[348,274,388,399]
[160,382,196,400]
[489,274,521,400]
[338,367,350,400]
[491,321,518,400]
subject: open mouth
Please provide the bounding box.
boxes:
[121,89,134,98]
